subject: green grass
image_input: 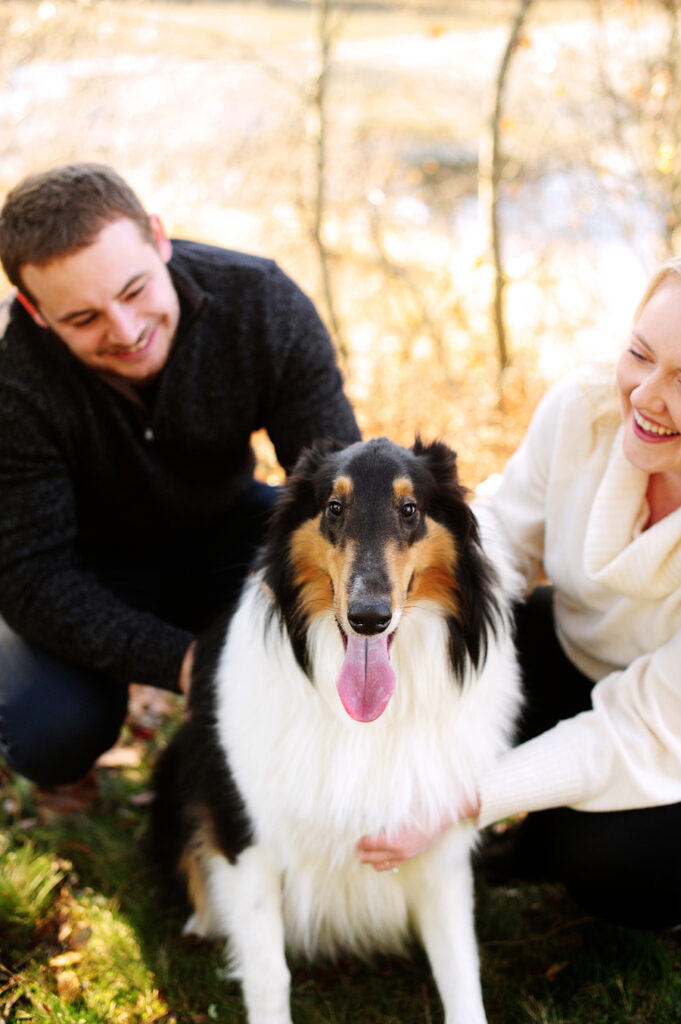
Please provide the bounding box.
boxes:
[1,743,679,1024]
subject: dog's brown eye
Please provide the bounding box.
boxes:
[401,502,417,520]
[328,500,343,518]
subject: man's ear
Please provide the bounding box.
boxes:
[16,291,48,328]
[149,214,173,263]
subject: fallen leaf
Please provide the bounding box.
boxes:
[34,772,98,820]
[34,907,70,946]
[128,683,177,724]
[17,816,39,830]
[55,969,82,1002]
[49,952,82,969]
[128,723,157,740]
[544,961,569,982]
[96,745,143,768]
[69,925,93,950]
[3,795,19,816]
[130,790,155,806]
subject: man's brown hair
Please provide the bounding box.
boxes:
[0,163,154,297]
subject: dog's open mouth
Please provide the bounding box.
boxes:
[336,627,396,723]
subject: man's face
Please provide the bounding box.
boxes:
[20,216,181,382]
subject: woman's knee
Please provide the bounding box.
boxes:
[0,626,128,785]
[543,806,681,929]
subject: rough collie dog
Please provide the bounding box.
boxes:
[150,437,521,1024]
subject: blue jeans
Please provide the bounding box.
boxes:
[0,480,278,785]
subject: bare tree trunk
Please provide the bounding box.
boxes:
[479,0,534,374]
[311,0,348,364]
[593,0,681,255]
[661,0,681,251]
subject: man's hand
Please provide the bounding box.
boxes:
[178,640,196,696]
[357,793,481,871]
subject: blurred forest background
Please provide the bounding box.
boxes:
[2,4,681,1020]
[1,0,680,484]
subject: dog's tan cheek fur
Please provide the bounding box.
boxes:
[385,539,415,612]
[395,518,460,616]
[327,538,356,625]
[288,517,345,619]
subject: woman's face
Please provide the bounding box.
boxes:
[616,274,681,479]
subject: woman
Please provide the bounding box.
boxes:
[359,258,681,929]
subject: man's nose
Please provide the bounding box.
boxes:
[105,303,142,345]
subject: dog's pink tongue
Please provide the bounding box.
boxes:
[337,634,396,723]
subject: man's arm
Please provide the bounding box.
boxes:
[259,264,361,471]
[0,382,193,690]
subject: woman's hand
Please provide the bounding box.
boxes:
[357,793,481,871]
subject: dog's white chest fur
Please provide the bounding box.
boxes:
[215,575,519,963]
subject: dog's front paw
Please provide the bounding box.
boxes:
[182,910,221,940]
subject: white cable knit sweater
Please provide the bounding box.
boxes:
[473,367,681,828]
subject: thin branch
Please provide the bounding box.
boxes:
[482,914,594,949]
[311,0,348,365]
[479,0,534,374]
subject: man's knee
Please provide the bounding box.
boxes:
[0,627,128,785]
[3,694,126,785]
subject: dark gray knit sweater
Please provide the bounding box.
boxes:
[0,240,360,688]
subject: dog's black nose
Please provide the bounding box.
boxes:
[347,600,392,635]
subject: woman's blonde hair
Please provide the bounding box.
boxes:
[633,255,681,322]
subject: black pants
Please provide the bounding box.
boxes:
[0,480,279,787]
[507,586,681,929]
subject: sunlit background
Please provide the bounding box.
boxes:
[2,0,679,484]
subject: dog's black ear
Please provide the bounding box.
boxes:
[273,437,352,530]
[412,436,500,677]
[411,436,471,532]
[291,435,349,475]
[411,436,460,489]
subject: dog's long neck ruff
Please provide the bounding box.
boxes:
[156,439,519,1016]
[218,574,515,852]
[215,572,517,962]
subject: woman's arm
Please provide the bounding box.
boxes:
[357,795,481,870]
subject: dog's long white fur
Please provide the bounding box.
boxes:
[188,569,521,1024]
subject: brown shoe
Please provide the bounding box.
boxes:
[33,769,99,823]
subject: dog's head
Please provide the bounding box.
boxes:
[261,437,500,722]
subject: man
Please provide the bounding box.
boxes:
[0,163,361,787]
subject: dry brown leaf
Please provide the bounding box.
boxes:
[55,968,82,1002]
[129,790,156,806]
[128,683,177,722]
[544,961,569,982]
[34,771,99,821]
[34,906,71,946]
[49,951,82,969]
[69,925,93,950]
[96,745,143,768]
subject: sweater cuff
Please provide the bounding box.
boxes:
[477,725,595,829]
[138,626,195,692]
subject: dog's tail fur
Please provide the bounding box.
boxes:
[146,729,193,908]
[147,611,255,903]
